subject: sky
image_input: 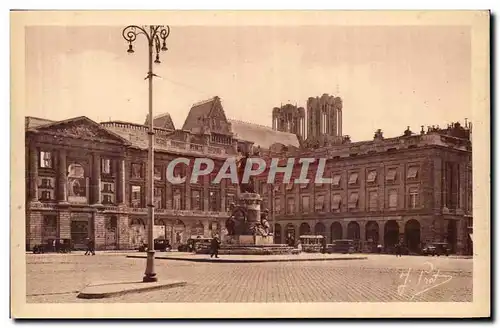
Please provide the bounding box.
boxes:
[25,25,471,141]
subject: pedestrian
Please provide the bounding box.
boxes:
[89,239,96,256]
[377,244,383,254]
[321,237,327,254]
[84,237,91,256]
[210,235,221,258]
[395,242,402,257]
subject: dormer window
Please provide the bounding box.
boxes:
[367,170,377,183]
[332,174,341,187]
[348,172,359,185]
[407,166,419,179]
[386,168,397,182]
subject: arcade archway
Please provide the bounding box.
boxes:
[299,222,311,236]
[405,219,421,253]
[330,221,342,242]
[384,220,399,248]
[314,222,326,238]
[365,221,379,252]
[347,221,360,240]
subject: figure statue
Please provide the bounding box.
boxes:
[260,209,271,236]
[236,151,256,194]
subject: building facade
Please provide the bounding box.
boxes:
[24,97,299,251]
[25,94,473,254]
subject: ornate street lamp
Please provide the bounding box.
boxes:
[122,25,170,283]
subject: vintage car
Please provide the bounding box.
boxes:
[138,238,172,252]
[32,239,73,254]
[299,235,325,253]
[178,237,213,252]
[422,242,450,256]
[326,239,356,254]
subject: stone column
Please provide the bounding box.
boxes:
[92,153,101,205]
[359,221,366,251]
[117,214,131,250]
[57,149,68,203]
[116,158,125,204]
[29,144,39,202]
[29,212,43,247]
[203,219,210,237]
[58,210,71,239]
[379,221,385,247]
[93,211,106,250]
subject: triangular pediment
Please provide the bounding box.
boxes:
[30,116,130,145]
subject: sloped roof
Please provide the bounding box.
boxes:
[25,116,56,129]
[144,113,175,130]
[182,97,219,131]
[228,119,300,149]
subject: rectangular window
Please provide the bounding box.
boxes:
[368,191,378,211]
[348,192,359,209]
[226,193,235,212]
[286,198,295,214]
[131,185,142,208]
[172,189,182,210]
[154,165,163,180]
[101,182,114,193]
[101,158,112,175]
[274,197,281,214]
[154,187,164,209]
[367,170,377,183]
[39,177,55,189]
[348,172,359,185]
[40,190,52,201]
[191,189,202,210]
[332,174,341,187]
[40,151,53,168]
[131,163,143,179]
[301,196,310,213]
[407,166,419,179]
[331,194,342,211]
[409,187,419,209]
[315,195,325,211]
[209,190,218,212]
[388,189,398,209]
[102,194,114,204]
[386,168,397,182]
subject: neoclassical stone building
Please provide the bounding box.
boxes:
[24,96,299,250]
[25,94,473,254]
[259,94,473,255]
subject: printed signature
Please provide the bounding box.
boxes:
[397,262,453,300]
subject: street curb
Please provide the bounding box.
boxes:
[77,280,187,299]
[126,255,368,263]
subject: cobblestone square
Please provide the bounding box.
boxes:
[26,252,472,303]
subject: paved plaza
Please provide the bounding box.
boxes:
[26,252,472,303]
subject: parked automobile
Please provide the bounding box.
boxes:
[178,237,212,252]
[326,239,356,254]
[138,238,172,252]
[299,235,324,253]
[422,242,450,256]
[32,239,73,254]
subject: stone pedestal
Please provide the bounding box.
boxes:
[212,192,293,255]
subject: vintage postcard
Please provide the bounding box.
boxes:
[11,10,490,318]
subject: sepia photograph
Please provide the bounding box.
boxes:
[10,10,490,318]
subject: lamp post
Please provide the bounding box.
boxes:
[122,25,170,283]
